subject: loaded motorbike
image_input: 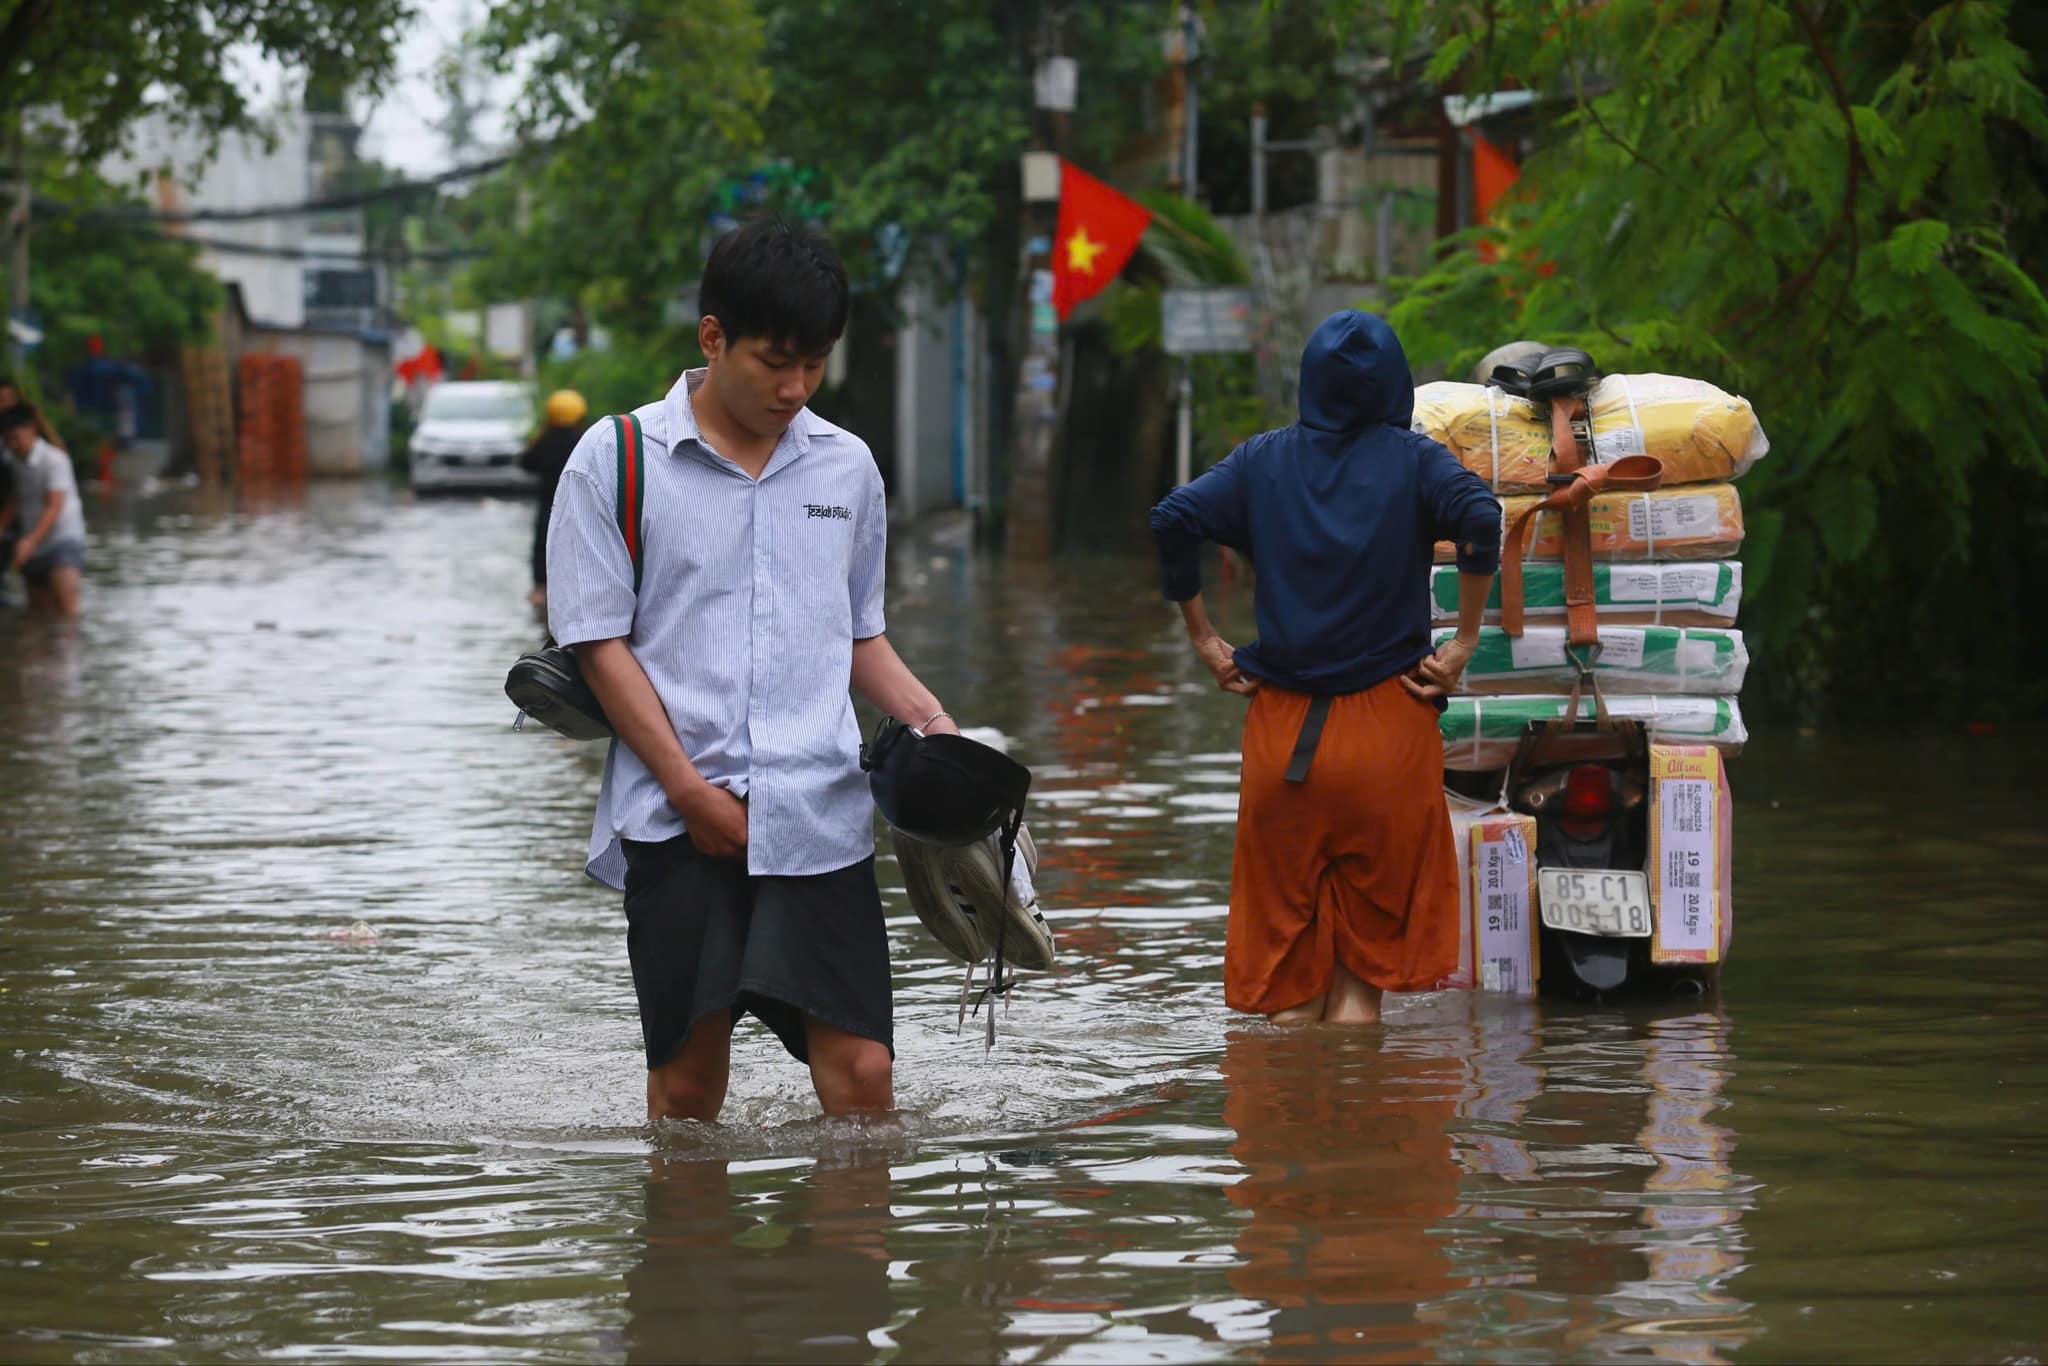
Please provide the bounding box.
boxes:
[1448,345,1723,1000]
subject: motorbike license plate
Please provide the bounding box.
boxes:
[1538,868,1653,938]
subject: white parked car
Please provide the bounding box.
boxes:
[408,381,538,492]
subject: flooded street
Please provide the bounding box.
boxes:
[3,480,2044,1364]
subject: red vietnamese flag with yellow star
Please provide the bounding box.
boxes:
[1052,159,1151,320]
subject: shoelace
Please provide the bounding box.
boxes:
[964,816,1028,1047]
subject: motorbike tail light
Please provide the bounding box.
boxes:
[1562,764,1613,820]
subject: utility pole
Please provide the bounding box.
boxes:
[1173,4,1201,488]
[1179,4,1199,205]
[1006,5,1072,559]
[7,117,28,378]
[1250,103,1268,220]
[1247,102,1273,411]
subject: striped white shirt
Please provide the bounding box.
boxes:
[547,368,888,887]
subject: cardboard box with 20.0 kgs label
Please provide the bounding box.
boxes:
[1449,743,1733,995]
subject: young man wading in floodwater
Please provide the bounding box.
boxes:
[547,219,957,1122]
[1150,311,1502,1026]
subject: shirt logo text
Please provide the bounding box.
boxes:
[806,503,853,521]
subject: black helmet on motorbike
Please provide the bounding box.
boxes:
[1525,346,1600,400]
[1473,339,1549,388]
[861,716,1032,848]
[1478,341,1600,401]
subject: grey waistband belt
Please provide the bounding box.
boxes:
[1283,694,1333,784]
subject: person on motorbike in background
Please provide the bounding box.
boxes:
[521,388,590,609]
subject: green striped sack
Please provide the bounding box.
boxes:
[1430,561,1741,623]
[1429,625,1749,694]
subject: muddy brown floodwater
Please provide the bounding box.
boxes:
[2,481,2043,1363]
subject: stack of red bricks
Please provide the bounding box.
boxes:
[236,354,308,481]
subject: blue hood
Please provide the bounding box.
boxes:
[1297,310,1414,436]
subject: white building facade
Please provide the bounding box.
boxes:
[101,109,392,475]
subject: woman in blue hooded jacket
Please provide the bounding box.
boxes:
[1150,311,1501,1025]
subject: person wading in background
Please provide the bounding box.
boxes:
[1149,310,1502,1026]
[0,379,62,595]
[0,402,87,618]
[0,378,68,452]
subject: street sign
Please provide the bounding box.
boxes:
[1161,287,1252,355]
[1021,152,1060,203]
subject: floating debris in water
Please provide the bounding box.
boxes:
[325,920,378,944]
[997,1148,1062,1167]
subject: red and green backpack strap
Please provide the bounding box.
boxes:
[610,413,644,592]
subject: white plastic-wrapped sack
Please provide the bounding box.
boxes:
[1439,695,1748,771]
[1430,562,1743,627]
[1429,625,1749,696]
[1435,484,1746,563]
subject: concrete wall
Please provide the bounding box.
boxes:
[1317,139,1440,281]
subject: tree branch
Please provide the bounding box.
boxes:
[1717,0,1863,336]
[1576,95,1768,255]
[1562,34,1765,255]
[1795,0,1864,323]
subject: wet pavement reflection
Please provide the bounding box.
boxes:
[2,480,2044,1363]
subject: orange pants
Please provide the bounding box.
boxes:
[1227,675,1461,1014]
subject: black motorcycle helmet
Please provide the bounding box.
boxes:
[1478,340,1600,401]
[861,716,1031,848]
[1525,346,1599,400]
[1473,339,1549,388]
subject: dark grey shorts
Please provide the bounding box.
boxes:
[21,540,84,587]
[620,836,893,1069]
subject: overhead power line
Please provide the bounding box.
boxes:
[51,212,486,264]
[173,231,486,264]
[54,148,529,224]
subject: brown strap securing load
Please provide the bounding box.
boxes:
[1498,442,1666,640]
[1493,388,1659,767]
[1550,394,1589,475]
[1545,657,1615,738]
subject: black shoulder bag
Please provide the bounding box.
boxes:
[503,413,645,741]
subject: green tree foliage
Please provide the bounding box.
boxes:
[0,0,410,157]
[1376,0,2048,717]
[463,2,1432,548]
[467,0,1188,467]
[473,0,1169,313]
[757,1,1162,281]
[469,0,770,333]
[24,165,221,370]
[1192,2,1369,214]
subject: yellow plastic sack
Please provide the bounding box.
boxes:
[1412,374,1768,494]
[1435,483,1745,563]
